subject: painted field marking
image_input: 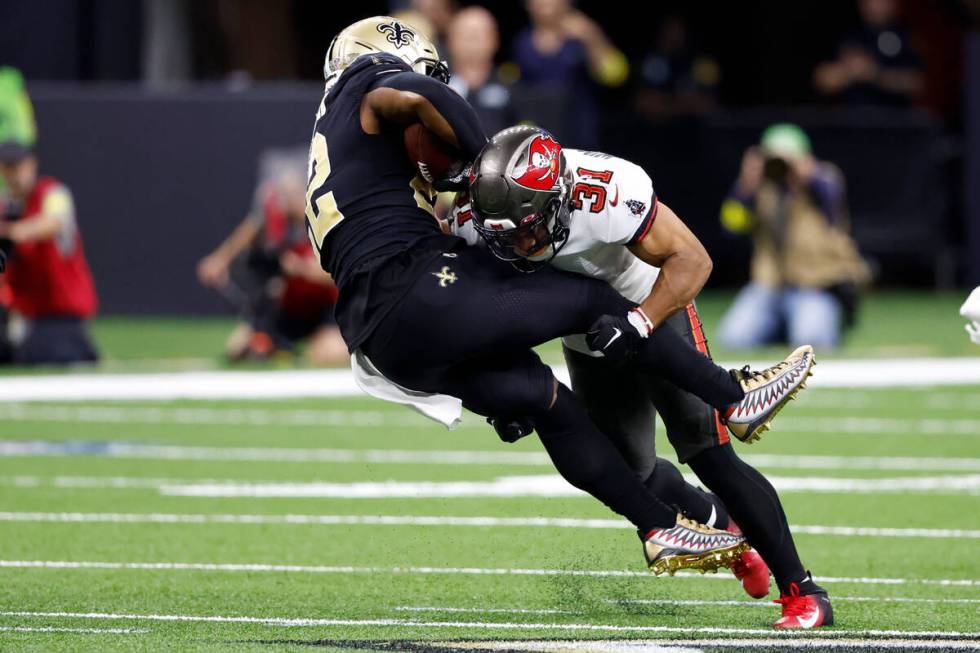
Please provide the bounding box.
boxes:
[8,472,980,497]
[1,610,979,640]
[5,441,980,474]
[1,560,976,587]
[608,596,980,607]
[1,511,977,540]
[151,475,980,497]
[432,639,980,651]
[0,625,147,634]
[0,441,554,466]
[395,606,572,615]
[0,357,979,402]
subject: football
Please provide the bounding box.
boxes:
[404,122,462,182]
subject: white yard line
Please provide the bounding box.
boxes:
[1,511,978,539]
[0,404,420,428]
[396,606,572,615]
[608,596,980,607]
[0,357,977,402]
[145,474,980,497]
[5,441,980,474]
[0,560,976,587]
[0,441,554,466]
[8,471,980,498]
[1,610,979,640]
[431,639,980,651]
[0,625,147,634]
[774,416,980,435]
[7,403,980,437]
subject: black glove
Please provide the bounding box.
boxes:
[585,309,653,363]
[487,415,535,443]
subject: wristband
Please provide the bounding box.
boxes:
[627,307,654,337]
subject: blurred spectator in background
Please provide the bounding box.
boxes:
[0,69,99,365]
[512,0,628,148]
[814,0,924,106]
[635,14,720,123]
[718,124,871,350]
[196,147,347,366]
[411,0,458,52]
[447,6,517,137]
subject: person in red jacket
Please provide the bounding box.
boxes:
[0,142,99,364]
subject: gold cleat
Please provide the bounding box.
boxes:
[643,514,749,576]
[723,345,816,444]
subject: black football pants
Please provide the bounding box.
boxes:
[363,246,738,532]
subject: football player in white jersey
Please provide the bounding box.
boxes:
[455,126,832,629]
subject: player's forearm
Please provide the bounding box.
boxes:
[638,251,712,327]
[375,74,487,160]
[8,213,63,243]
[211,218,260,263]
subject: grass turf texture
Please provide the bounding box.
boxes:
[0,290,978,651]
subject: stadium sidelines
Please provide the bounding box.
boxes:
[1,560,976,586]
[0,511,975,538]
[0,357,978,401]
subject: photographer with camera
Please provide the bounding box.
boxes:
[718,123,870,349]
[0,142,100,365]
[196,148,347,366]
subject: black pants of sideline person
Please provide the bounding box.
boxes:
[13,316,100,365]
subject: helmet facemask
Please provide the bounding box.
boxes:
[470,127,572,272]
[472,177,571,273]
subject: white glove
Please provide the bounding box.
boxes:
[961,287,980,346]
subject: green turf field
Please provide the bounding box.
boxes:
[0,291,978,651]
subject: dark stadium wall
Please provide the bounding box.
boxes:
[29,84,324,315]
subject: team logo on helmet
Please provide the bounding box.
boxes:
[511,135,562,191]
[377,21,415,48]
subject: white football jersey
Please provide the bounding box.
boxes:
[452,149,660,356]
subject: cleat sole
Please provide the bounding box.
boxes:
[648,542,750,576]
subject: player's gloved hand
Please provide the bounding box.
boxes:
[487,415,535,443]
[585,308,654,363]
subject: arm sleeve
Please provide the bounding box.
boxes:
[372,71,487,162]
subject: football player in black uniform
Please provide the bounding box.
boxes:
[306,16,810,575]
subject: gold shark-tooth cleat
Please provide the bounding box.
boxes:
[724,345,816,444]
[643,514,750,576]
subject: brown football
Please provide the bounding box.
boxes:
[404,123,461,182]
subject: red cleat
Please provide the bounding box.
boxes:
[731,548,770,599]
[774,581,834,629]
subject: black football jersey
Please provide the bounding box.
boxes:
[305,53,460,349]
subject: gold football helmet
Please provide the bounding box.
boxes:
[323,16,449,85]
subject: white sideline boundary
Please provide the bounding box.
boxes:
[2,610,979,640]
[1,511,978,539]
[0,357,977,401]
[1,560,976,587]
